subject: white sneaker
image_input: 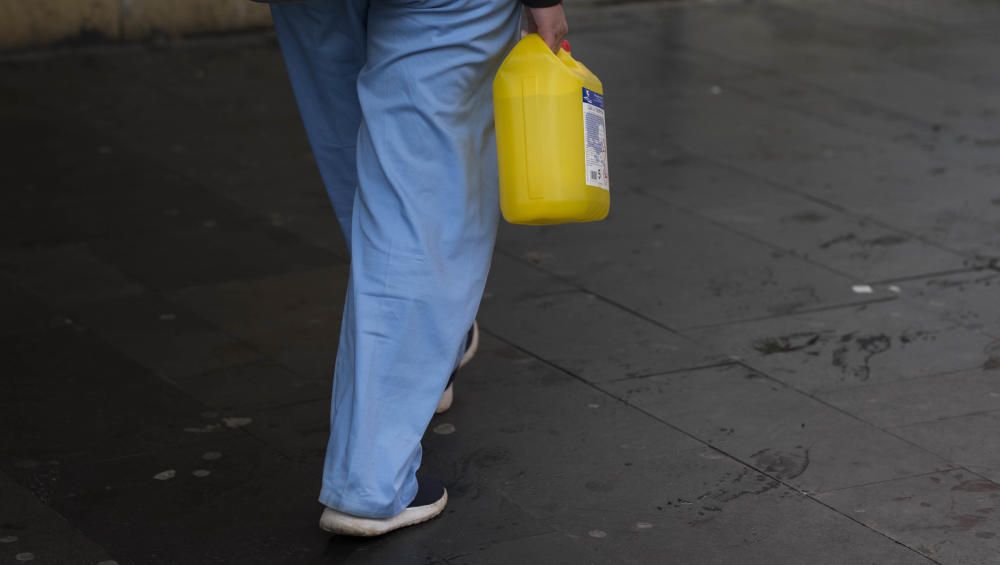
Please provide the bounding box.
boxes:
[436,321,479,414]
[319,479,448,537]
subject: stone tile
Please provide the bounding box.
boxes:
[498,193,884,331]
[493,451,930,565]
[581,9,1000,258]
[820,367,1000,428]
[1,431,274,506]
[894,269,1000,336]
[423,336,702,475]
[446,532,604,565]
[39,457,331,565]
[481,255,724,383]
[1,46,349,260]
[603,364,953,494]
[683,299,995,393]
[55,162,259,243]
[67,292,260,380]
[0,327,212,464]
[382,453,554,563]
[0,528,114,565]
[323,537,449,565]
[168,266,348,379]
[0,112,261,248]
[892,412,1000,484]
[171,360,330,413]
[0,276,58,339]
[0,113,121,247]
[0,473,115,564]
[239,399,330,463]
[90,225,339,292]
[625,154,968,282]
[818,470,1000,564]
[0,243,145,307]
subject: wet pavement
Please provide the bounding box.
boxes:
[3,0,1000,563]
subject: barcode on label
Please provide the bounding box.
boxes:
[590,171,600,181]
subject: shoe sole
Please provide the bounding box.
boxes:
[319,490,448,537]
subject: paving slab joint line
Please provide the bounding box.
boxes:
[630,186,875,283]
[852,0,975,30]
[606,360,740,383]
[868,266,993,286]
[890,405,1000,431]
[815,468,964,496]
[683,149,977,262]
[494,247,691,339]
[678,295,899,333]
[482,328,944,564]
[66,296,313,457]
[816,363,988,396]
[731,360,981,482]
[0,470,122,560]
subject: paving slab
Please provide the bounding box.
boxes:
[574,2,1000,258]
[0,473,115,565]
[424,336,702,472]
[89,223,339,292]
[683,298,995,393]
[820,366,1000,429]
[66,291,260,381]
[891,412,1000,485]
[818,469,1000,565]
[445,532,606,565]
[892,269,1000,337]
[44,458,330,565]
[168,266,349,379]
[411,456,556,561]
[238,398,331,463]
[490,451,931,565]
[603,363,953,494]
[0,277,57,339]
[498,188,887,331]
[480,254,723,382]
[0,243,145,308]
[0,327,213,465]
[427,338,932,563]
[0,44,349,258]
[171,360,330,413]
[623,154,967,282]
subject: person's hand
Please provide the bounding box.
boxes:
[524,4,568,53]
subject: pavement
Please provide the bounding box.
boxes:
[3,0,1000,563]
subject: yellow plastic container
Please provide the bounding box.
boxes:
[493,34,610,225]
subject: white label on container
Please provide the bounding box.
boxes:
[582,88,609,190]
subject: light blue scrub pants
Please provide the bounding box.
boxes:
[271,0,521,518]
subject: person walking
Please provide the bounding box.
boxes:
[268,0,568,536]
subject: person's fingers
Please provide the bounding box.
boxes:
[540,25,567,52]
[526,5,568,52]
[523,8,537,33]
